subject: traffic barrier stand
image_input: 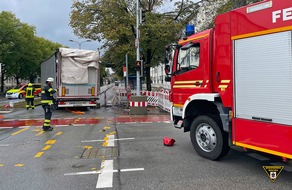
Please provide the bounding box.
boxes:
[129,95,148,115]
[163,136,175,146]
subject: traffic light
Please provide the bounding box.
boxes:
[136,60,141,71]
[1,64,5,73]
[140,9,146,24]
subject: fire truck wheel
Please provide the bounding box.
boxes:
[190,115,229,160]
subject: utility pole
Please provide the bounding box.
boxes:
[126,54,129,88]
[1,63,5,93]
[136,0,140,96]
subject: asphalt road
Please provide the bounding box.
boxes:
[0,85,292,190]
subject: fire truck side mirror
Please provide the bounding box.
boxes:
[165,65,170,75]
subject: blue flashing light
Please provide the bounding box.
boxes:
[186,25,195,37]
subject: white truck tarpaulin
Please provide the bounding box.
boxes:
[59,48,99,84]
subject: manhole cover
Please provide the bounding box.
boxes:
[81,147,119,159]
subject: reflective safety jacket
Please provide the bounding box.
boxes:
[25,87,35,98]
[41,84,57,105]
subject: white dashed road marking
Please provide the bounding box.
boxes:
[81,138,135,143]
[64,167,144,176]
[107,135,115,147]
[96,160,114,188]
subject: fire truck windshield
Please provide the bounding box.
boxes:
[177,44,200,73]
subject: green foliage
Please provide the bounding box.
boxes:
[0,11,62,85]
[69,0,263,90]
[217,0,262,14]
[70,0,200,90]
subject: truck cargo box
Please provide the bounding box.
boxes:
[41,48,100,108]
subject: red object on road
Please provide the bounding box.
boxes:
[163,136,175,146]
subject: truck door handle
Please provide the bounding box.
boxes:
[216,72,220,83]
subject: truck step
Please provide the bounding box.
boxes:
[174,120,183,129]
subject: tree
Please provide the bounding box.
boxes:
[70,0,200,91]
[0,11,22,63]
[0,11,62,87]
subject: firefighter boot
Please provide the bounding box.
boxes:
[43,126,54,131]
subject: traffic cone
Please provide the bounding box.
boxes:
[163,136,175,146]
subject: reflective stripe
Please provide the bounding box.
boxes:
[44,123,50,127]
[26,87,34,98]
[48,88,53,92]
[41,100,53,104]
[44,119,50,123]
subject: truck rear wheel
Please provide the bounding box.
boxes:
[190,115,229,160]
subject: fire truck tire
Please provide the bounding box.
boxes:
[190,115,230,160]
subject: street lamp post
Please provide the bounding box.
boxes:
[69,39,91,49]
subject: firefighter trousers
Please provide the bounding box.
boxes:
[25,98,34,109]
[42,104,52,129]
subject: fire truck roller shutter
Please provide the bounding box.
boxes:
[234,31,292,126]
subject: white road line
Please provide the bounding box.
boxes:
[65,171,103,176]
[73,124,86,126]
[96,160,113,188]
[120,168,144,172]
[81,138,135,143]
[107,135,115,147]
[55,125,68,127]
[0,144,9,147]
[64,168,144,176]
[0,127,13,129]
[19,126,30,128]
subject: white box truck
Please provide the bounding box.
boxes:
[41,48,100,108]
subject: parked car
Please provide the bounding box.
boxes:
[5,83,42,99]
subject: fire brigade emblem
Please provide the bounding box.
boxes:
[263,166,284,182]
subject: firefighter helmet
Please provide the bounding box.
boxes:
[46,77,54,82]
[28,83,33,87]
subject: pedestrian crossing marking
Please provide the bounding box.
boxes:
[34,152,44,158]
[46,140,56,145]
[14,164,25,167]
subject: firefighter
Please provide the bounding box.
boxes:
[41,77,57,131]
[25,83,35,110]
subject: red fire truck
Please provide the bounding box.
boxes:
[164,0,292,160]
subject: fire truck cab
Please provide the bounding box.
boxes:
[165,0,292,160]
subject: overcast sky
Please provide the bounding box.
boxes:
[0,0,100,51]
[0,0,200,52]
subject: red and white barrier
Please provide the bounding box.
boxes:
[130,101,148,107]
[115,88,171,112]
